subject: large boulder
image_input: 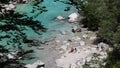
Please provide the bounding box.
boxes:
[68,13,79,23]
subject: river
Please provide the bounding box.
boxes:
[1,0,78,68]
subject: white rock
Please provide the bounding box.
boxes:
[71,63,77,68]
[0,53,3,56]
[9,4,15,9]
[86,56,92,62]
[3,5,9,7]
[1,9,5,13]
[60,30,67,35]
[68,13,79,23]
[90,36,96,40]
[6,7,11,10]
[98,42,109,51]
[73,26,78,30]
[56,16,65,20]
[25,60,44,68]
[55,40,60,43]
[82,34,88,39]
[7,54,15,59]
[61,45,68,51]
[79,41,85,46]
[71,36,81,41]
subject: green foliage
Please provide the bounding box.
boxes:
[0,0,9,3]
[70,0,120,68]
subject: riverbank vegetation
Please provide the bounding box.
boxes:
[70,0,120,68]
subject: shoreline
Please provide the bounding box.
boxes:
[0,0,110,68]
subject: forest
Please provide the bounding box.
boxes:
[70,0,120,68]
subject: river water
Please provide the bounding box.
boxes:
[1,0,78,68]
[15,0,78,41]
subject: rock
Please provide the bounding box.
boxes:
[61,45,69,51]
[79,41,85,46]
[89,36,96,40]
[7,53,15,59]
[56,16,65,20]
[55,39,60,43]
[64,7,70,11]
[25,60,45,68]
[82,34,88,39]
[68,47,77,53]
[60,30,67,35]
[86,56,92,62]
[9,4,15,9]
[1,9,5,13]
[3,4,15,11]
[37,47,44,50]
[0,53,3,56]
[72,26,81,33]
[71,36,81,42]
[98,42,109,51]
[68,13,79,23]
[70,63,77,68]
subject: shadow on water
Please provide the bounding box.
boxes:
[0,9,47,68]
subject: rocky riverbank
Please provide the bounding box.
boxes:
[0,0,110,68]
[26,12,110,68]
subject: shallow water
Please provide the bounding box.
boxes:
[15,0,78,41]
[0,0,78,67]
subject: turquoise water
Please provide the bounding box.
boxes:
[15,0,78,42]
[0,0,78,67]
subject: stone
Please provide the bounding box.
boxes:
[72,26,81,33]
[61,45,68,51]
[98,42,109,51]
[56,16,65,20]
[71,36,81,42]
[9,4,15,9]
[7,53,15,59]
[0,53,3,56]
[79,41,85,46]
[37,47,44,50]
[86,56,92,62]
[90,36,96,40]
[60,30,67,35]
[55,39,60,43]
[70,63,77,68]
[25,60,45,68]
[82,34,88,39]
[68,13,79,23]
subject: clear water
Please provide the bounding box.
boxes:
[0,0,78,67]
[15,0,78,42]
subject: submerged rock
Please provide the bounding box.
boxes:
[64,7,70,11]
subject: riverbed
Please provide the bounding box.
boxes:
[14,0,79,68]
